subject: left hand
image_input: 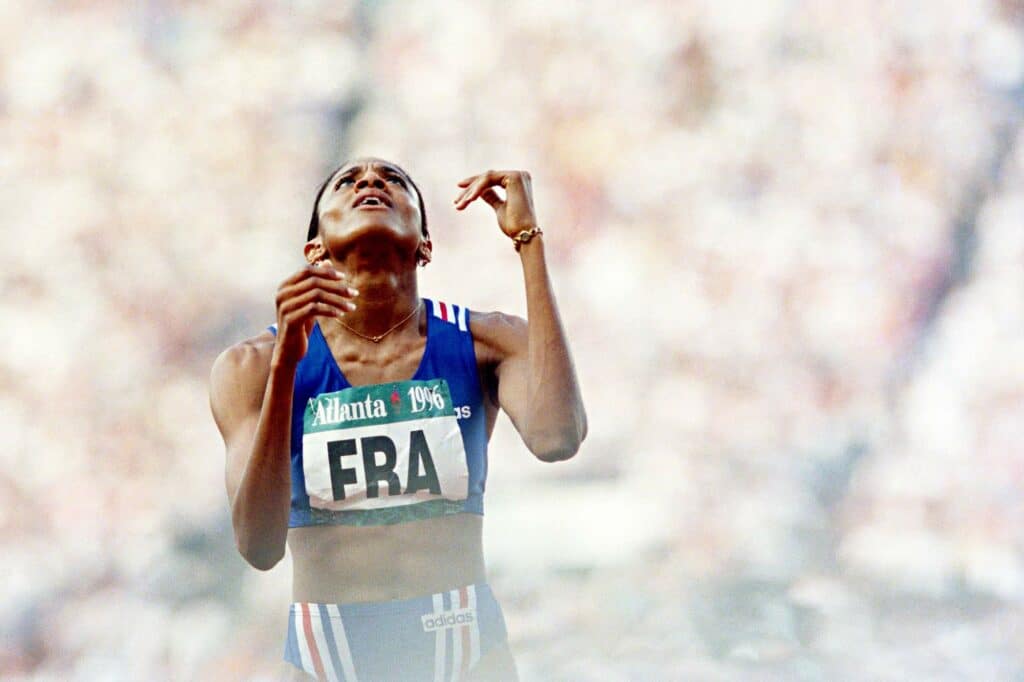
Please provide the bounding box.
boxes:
[454,170,538,239]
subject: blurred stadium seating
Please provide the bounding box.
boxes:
[1,0,1022,679]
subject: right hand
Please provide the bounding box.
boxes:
[272,263,358,368]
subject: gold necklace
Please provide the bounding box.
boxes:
[332,301,422,343]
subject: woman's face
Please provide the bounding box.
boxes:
[314,157,425,261]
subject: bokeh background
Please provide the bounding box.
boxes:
[3,0,1024,679]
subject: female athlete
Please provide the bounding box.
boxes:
[208,158,587,681]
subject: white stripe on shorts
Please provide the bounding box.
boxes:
[468,585,480,669]
[456,305,467,332]
[308,607,341,682]
[325,604,359,682]
[449,589,463,682]
[295,607,315,677]
[433,592,447,682]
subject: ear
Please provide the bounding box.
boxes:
[304,239,328,265]
[417,238,433,267]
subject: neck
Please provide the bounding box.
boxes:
[329,258,421,340]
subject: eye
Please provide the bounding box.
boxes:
[333,176,354,191]
[386,174,405,186]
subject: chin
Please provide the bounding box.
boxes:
[325,223,419,263]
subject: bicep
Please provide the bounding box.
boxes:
[209,343,269,505]
[474,312,530,429]
[495,350,529,430]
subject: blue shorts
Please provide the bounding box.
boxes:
[284,582,509,681]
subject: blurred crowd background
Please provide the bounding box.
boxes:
[2,0,1023,679]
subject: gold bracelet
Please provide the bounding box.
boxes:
[512,226,543,252]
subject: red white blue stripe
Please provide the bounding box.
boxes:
[289,584,481,681]
[294,602,357,681]
[432,585,481,682]
[431,299,468,332]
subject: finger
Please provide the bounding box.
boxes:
[279,302,353,332]
[280,263,345,289]
[455,172,499,209]
[454,186,475,207]
[278,273,358,303]
[277,274,359,308]
[453,177,481,205]
[281,287,358,316]
[453,184,477,209]
[281,296,356,329]
[454,170,499,204]
[313,263,351,288]
[283,300,344,327]
[479,188,504,209]
[290,269,355,292]
[283,281,359,311]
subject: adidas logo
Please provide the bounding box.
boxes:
[421,608,476,632]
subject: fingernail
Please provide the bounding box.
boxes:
[348,287,359,296]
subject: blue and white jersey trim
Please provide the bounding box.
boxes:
[430,300,468,332]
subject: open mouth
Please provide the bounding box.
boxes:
[353,193,391,209]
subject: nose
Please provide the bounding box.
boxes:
[355,170,386,190]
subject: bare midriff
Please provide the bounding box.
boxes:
[288,512,486,604]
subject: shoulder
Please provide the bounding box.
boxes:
[211,330,276,376]
[469,309,526,367]
[209,330,277,413]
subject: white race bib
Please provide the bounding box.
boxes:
[301,379,469,524]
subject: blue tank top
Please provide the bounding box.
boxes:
[267,298,487,527]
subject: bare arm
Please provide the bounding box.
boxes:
[209,337,296,570]
[473,238,587,462]
[209,264,358,570]
[455,169,587,462]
